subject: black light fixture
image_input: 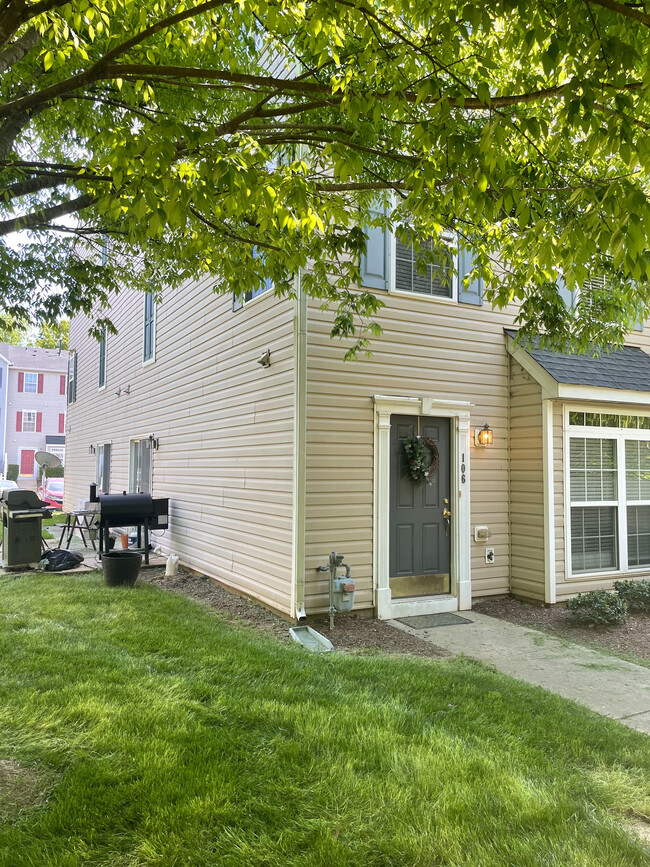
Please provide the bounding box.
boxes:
[148,433,159,450]
[474,423,493,447]
[88,444,96,455]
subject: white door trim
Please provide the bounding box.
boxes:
[373,394,472,620]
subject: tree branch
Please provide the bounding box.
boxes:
[0,191,95,235]
[585,0,650,27]
[0,25,40,73]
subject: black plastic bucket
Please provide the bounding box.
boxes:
[101,550,143,587]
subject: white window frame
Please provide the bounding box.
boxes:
[143,292,156,366]
[23,372,38,394]
[389,232,458,304]
[49,446,65,466]
[564,405,650,579]
[129,437,153,494]
[98,326,107,390]
[96,443,110,493]
[22,410,37,433]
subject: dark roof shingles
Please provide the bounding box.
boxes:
[505,329,650,392]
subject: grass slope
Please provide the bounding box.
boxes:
[0,572,648,866]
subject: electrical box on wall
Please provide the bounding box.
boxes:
[474,526,490,542]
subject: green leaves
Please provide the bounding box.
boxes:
[0,0,649,349]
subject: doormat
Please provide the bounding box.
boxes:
[396,613,473,629]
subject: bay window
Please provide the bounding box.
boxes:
[568,412,650,575]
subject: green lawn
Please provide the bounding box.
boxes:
[0,573,648,866]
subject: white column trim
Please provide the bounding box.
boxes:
[542,397,556,604]
[373,394,472,619]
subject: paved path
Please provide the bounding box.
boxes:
[390,611,650,735]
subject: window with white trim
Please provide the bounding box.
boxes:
[24,372,37,393]
[96,443,111,493]
[567,411,650,575]
[98,326,106,388]
[394,233,455,298]
[22,411,36,433]
[129,438,152,494]
[359,205,483,305]
[143,292,155,362]
[232,246,273,310]
[67,352,77,404]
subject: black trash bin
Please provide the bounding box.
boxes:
[101,550,143,587]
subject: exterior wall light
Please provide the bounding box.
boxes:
[148,433,159,450]
[474,423,493,447]
[88,444,96,455]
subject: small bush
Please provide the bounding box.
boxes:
[613,579,650,614]
[566,590,628,626]
[6,464,18,481]
[45,466,64,478]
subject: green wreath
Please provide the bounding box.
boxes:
[402,435,440,485]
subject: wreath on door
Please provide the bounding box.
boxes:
[402,435,440,485]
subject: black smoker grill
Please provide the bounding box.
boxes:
[1,489,52,568]
[89,485,168,564]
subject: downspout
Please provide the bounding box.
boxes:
[292,266,308,620]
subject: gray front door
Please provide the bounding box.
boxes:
[389,415,451,598]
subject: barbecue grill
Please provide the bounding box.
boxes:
[1,489,52,568]
[89,485,168,564]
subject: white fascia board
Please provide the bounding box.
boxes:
[505,335,560,396]
[555,383,650,405]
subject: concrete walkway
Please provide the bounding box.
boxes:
[391,611,650,735]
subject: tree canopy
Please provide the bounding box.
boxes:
[1,0,650,351]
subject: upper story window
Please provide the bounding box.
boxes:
[394,234,455,299]
[559,274,644,332]
[67,351,77,404]
[98,327,106,389]
[22,410,37,432]
[143,292,155,362]
[24,372,38,393]
[233,247,273,310]
[360,209,483,306]
[18,372,43,393]
[232,280,272,310]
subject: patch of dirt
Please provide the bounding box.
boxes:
[0,760,52,822]
[473,596,650,664]
[139,569,450,659]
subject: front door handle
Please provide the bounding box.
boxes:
[443,506,451,536]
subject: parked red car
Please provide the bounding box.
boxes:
[38,478,64,508]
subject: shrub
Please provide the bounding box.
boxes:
[566,590,628,626]
[45,466,64,478]
[6,464,18,481]
[613,579,650,614]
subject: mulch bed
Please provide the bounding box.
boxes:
[139,568,450,659]
[473,595,650,663]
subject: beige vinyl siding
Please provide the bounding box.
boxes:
[67,280,296,615]
[508,359,545,601]
[304,292,515,614]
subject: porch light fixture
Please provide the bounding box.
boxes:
[88,444,96,455]
[148,433,159,450]
[474,423,493,447]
